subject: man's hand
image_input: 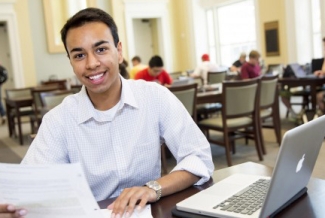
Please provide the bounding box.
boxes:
[107,186,156,218]
[0,204,27,218]
[314,70,325,77]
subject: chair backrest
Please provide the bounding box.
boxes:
[71,85,82,94]
[168,83,198,122]
[5,87,32,99]
[207,71,226,84]
[222,78,260,118]
[260,75,278,109]
[40,90,74,109]
[169,71,183,80]
[32,85,61,114]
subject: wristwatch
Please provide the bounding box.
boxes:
[145,180,162,201]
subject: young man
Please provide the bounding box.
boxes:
[0,8,213,218]
[240,50,261,79]
[230,52,246,73]
[134,55,173,85]
[191,53,219,85]
[129,56,147,79]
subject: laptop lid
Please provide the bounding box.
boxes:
[260,115,325,217]
[175,115,325,218]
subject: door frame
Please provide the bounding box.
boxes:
[0,1,24,88]
[124,0,172,71]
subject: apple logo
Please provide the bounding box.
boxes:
[296,154,305,173]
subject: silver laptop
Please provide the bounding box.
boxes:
[176,115,325,218]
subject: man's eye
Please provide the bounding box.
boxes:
[97,47,107,53]
[74,54,84,59]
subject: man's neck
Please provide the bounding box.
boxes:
[87,78,122,111]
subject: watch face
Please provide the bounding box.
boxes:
[146,181,160,191]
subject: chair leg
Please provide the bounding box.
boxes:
[258,119,266,155]
[254,122,264,161]
[224,132,233,166]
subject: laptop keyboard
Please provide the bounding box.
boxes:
[213,179,270,215]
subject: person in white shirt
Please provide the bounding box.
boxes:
[0,7,214,218]
[191,54,219,85]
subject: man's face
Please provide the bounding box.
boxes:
[66,22,123,97]
[148,67,163,77]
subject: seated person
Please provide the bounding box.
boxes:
[230,52,246,73]
[129,56,147,79]
[191,54,219,85]
[313,37,325,114]
[240,50,261,79]
[135,55,173,85]
[0,8,213,218]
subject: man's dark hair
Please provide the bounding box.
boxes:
[323,37,325,42]
[60,7,119,55]
[148,55,164,68]
[132,56,141,63]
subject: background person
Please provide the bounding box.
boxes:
[0,64,7,124]
[0,8,213,218]
[134,55,173,85]
[129,56,147,79]
[191,53,219,85]
[240,50,261,79]
[230,52,246,73]
[312,37,325,114]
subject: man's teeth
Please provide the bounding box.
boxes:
[89,73,104,80]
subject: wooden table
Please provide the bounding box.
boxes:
[278,77,325,113]
[97,162,325,217]
[5,97,33,145]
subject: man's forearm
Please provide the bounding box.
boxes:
[156,170,200,197]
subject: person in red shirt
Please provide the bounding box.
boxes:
[240,50,261,79]
[135,55,172,85]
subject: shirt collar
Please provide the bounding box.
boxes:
[77,76,139,124]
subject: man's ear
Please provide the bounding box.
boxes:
[117,42,123,64]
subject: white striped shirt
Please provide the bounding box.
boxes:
[22,77,214,201]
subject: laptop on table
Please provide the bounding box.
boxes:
[174,115,325,218]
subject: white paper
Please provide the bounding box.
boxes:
[100,205,152,218]
[0,163,104,218]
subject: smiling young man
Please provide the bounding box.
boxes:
[0,8,213,218]
[134,55,173,85]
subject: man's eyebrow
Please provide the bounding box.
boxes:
[69,41,110,54]
[70,47,82,53]
[94,40,110,47]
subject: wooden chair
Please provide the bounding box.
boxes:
[246,75,281,155]
[40,90,74,110]
[30,84,61,133]
[168,83,198,122]
[71,84,82,94]
[207,71,226,84]
[198,78,263,166]
[196,71,226,119]
[5,87,34,145]
[161,83,198,174]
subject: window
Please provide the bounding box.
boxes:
[207,0,257,67]
[311,0,322,58]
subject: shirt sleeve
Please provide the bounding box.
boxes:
[21,109,69,164]
[162,70,173,85]
[157,86,214,185]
